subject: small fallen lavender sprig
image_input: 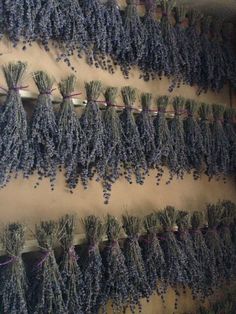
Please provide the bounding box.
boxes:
[82,215,104,314]
[224,108,236,175]
[0,61,30,188]
[119,0,146,78]
[0,223,28,314]
[136,93,158,169]
[59,215,85,314]
[30,220,66,314]
[184,99,204,179]
[100,215,130,313]
[122,214,152,313]
[30,71,58,190]
[120,86,148,185]
[57,75,87,192]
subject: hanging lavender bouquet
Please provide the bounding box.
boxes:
[153,96,172,185]
[224,108,236,175]
[168,96,189,181]
[82,215,104,314]
[122,215,152,313]
[159,206,189,310]
[210,104,229,180]
[120,86,148,185]
[30,220,66,314]
[80,0,107,69]
[198,103,213,179]
[140,0,169,81]
[185,10,202,86]
[0,223,28,314]
[59,215,85,314]
[30,71,58,190]
[80,81,105,185]
[57,75,87,192]
[0,62,30,188]
[102,87,126,204]
[136,93,158,169]
[190,211,217,298]
[184,99,204,179]
[142,213,165,299]
[100,215,130,313]
[119,0,145,78]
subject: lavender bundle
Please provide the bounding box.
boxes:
[80,0,107,69]
[190,211,217,298]
[120,87,147,185]
[159,206,189,310]
[204,203,225,285]
[102,87,126,204]
[140,0,169,81]
[221,200,236,247]
[0,223,28,314]
[30,220,66,314]
[185,10,202,86]
[153,96,172,185]
[119,0,145,78]
[142,213,165,298]
[184,99,204,179]
[136,93,158,169]
[57,75,87,192]
[224,108,236,175]
[103,0,126,74]
[160,0,182,91]
[101,215,130,313]
[59,215,85,314]
[168,97,189,181]
[30,71,58,190]
[80,81,105,185]
[198,103,213,179]
[210,104,229,180]
[82,215,104,314]
[176,211,203,300]
[122,215,152,313]
[0,62,30,188]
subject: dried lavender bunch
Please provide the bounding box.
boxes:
[119,0,145,78]
[160,0,182,91]
[198,16,214,93]
[0,62,30,188]
[59,215,85,314]
[198,103,213,179]
[159,206,189,310]
[30,220,66,314]
[0,223,28,314]
[190,211,217,298]
[176,211,203,300]
[140,0,169,81]
[80,0,107,69]
[224,108,236,175]
[30,71,58,190]
[82,215,104,314]
[103,0,126,74]
[220,200,236,246]
[153,96,172,184]
[168,97,189,181]
[142,213,165,299]
[184,99,204,179]
[185,10,202,86]
[120,87,148,185]
[122,215,152,313]
[57,75,87,192]
[100,215,130,313]
[102,87,126,204]
[205,203,225,285]
[210,104,229,180]
[80,81,105,185]
[136,93,158,169]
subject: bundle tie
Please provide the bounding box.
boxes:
[40,88,56,96]
[35,249,50,269]
[63,92,81,100]
[0,85,28,93]
[0,255,19,267]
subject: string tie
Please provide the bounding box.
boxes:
[0,255,19,267]
[35,250,50,269]
[40,88,56,96]
[63,92,81,100]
